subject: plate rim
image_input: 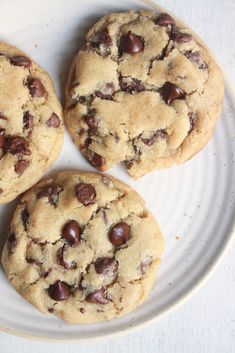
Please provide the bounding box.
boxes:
[0,0,234,342]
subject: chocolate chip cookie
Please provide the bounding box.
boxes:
[65,10,224,178]
[1,171,164,323]
[0,41,63,203]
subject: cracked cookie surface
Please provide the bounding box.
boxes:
[1,171,164,323]
[0,41,63,203]
[65,10,224,178]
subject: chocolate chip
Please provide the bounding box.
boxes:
[184,51,208,69]
[0,112,7,120]
[86,288,108,304]
[48,308,54,313]
[37,185,63,206]
[109,222,130,247]
[92,30,112,48]
[120,78,145,94]
[14,160,30,176]
[160,82,185,105]
[23,111,34,131]
[62,220,80,246]
[155,13,175,26]
[120,31,144,55]
[100,30,112,46]
[4,136,31,155]
[80,308,85,314]
[7,233,17,253]
[94,257,118,276]
[0,128,5,148]
[87,152,105,169]
[10,55,32,68]
[188,112,196,132]
[126,160,134,169]
[142,129,167,146]
[48,281,71,301]
[57,246,76,269]
[171,29,192,43]
[84,115,98,131]
[84,138,92,147]
[95,91,114,100]
[75,183,96,206]
[21,207,29,231]
[46,113,60,128]
[27,78,46,97]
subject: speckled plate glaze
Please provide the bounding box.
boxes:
[0,0,234,342]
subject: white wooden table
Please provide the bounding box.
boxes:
[1,0,235,351]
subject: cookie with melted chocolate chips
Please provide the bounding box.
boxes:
[1,171,164,323]
[0,41,64,203]
[65,10,223,178]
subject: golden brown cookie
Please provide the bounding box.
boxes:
[1,171,164,323]
[0,41,63,203]
[65,10,224,178]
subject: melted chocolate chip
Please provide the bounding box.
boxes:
[142,129,167,146]
[7,233,17,253]
[120,78,145,93]
[94,257,118,276]
[21,207,29,231]
[10,55,32,68]
[62,220,80,246]
[120,31,144,55]
[86,288,108,304]
[75,183,96,206]
[57,246,76,269]
[14,159,30,176]
[184,51,208,69]
[95,91,113,100]
[84,115,98,132]
[4,136,31,155]
[48,281,71,301]
[48,307,54,313]
[0,112,7,120]
[109,222,130,247]
[188,112,196,132]
[171,29,192,43]
[23,111,34,131]
[87,152,105,169]
[37,185,63,206]
[155,13,175,26]
[46,113,60,128]
[0,128,6,148]
[27,78,46,97]
[92,30,112,47]
[160,82,185,105]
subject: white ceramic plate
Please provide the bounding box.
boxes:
[0,0,234,342]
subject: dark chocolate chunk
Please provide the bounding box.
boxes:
[94,257,118,276]
[87,152,105,169]
[21,207,29,231]
[4,136,31,155]
[0,128,6,148]
[14,160,30,176]
[23,111,34,131]
[46,113,60,128]
[27,77,46,97]
[48,281,71,301]
[75,183,96,206]
[120,31,144,55]
[160,82,185,105]
[37,185,63,206]
[10,55,32,68]
[171,29,192,43]
[155,13,175,26]
[62,220,80,246]
[109,222,130,247]
[86,288,108,304]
